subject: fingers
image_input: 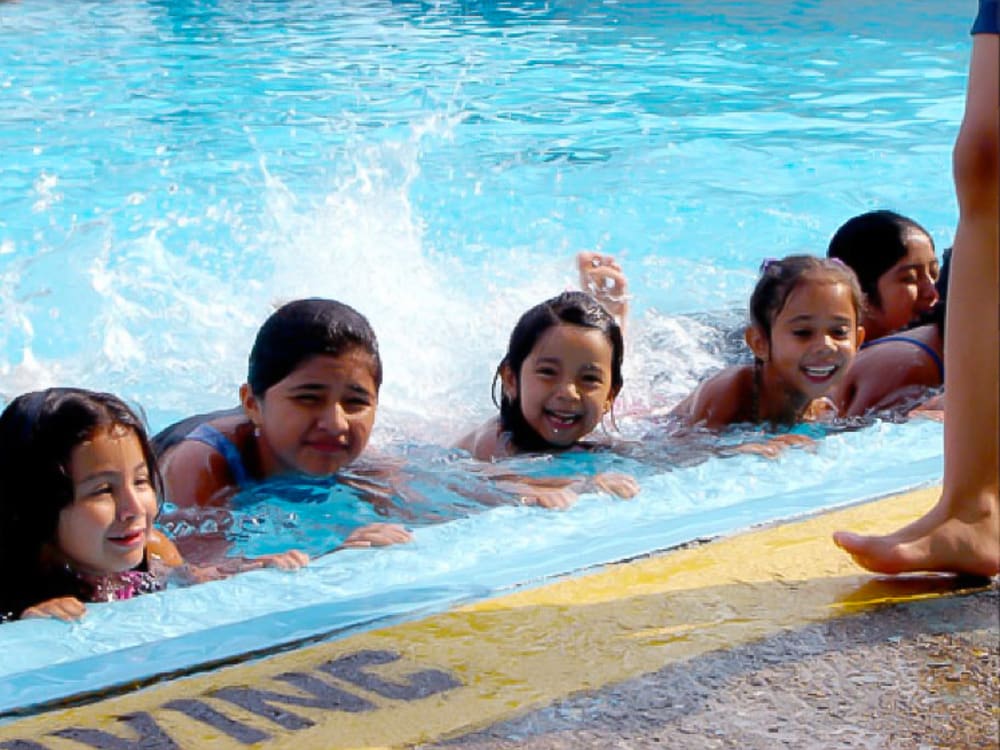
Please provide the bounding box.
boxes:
[577,251,622,274]
[21,597,87,622]
[341,523,414,548]
[525,489,578,509]
[260,549,311,570]
[594,472,641,499]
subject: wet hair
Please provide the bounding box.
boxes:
[247,298,383,396]
[827,210,934,308]
[0,388,161,620]
[492,291,624,452]
[749,255,864,347]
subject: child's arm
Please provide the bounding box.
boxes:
[455,417,514,461]
[484,468,639,508]
[160,440,238,508]
[834,338,942,417]
[670,367,748,430]
[577,251,629,333]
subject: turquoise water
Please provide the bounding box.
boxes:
[0,0,964,716]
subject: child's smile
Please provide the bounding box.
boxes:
[765,280,864,401]
[57,427,158,576]
[508,323,614,447]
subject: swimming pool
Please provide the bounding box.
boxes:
[0,0,963,719]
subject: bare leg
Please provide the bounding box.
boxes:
[832,26,999,576]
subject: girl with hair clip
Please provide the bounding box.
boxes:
[670,255,865,452]
[456,290,639,508]
[0,388,306,623]
[154,298,412,550]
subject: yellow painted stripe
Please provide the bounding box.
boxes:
[1,487,984,750]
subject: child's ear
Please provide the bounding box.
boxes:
[855,325,866,349]
[500,363,518,401]
[240,383,263,427]
[745,326,770,361]
[604,384,621,413]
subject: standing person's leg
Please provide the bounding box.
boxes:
[833,11,999,576]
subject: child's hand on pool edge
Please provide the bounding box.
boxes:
[21,596,87,622]
[340,522,413,549]
[254,550,311,570]
[593,472,640,499]
[732,433,816,459]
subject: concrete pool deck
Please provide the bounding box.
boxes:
[1,487,996,749]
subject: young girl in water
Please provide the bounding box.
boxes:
[0,388,307,622]
[671,255,865,430]
[457,290,639,506]
[835,249,950,417]
[827,210,939,343]
[154,298,411,549]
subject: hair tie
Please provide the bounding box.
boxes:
[758,257,779,275]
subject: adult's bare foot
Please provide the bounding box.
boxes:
[833,492,999,577]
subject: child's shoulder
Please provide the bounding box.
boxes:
[674,364,755,428]
[456,417,514,461]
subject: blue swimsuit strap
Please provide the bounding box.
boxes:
[862,335,945,382]
[185,423,251,486]
[973,1,999,35]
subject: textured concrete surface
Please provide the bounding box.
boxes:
[427,586,999,750]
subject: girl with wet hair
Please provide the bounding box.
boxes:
[457,291,638,507]
[835,249,950,417]
[155,298,411,549]
[827,209,939,342]
[671,255,865,430]
[0,388,305,622]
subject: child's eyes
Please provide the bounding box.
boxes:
[293,394,321,404]
[535,367,558,377]
[830,327,851,339]
[792,329,813,338]
[88,484,114,497]
[343,397,372,411]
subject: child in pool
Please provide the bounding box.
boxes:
[0,388,307,622]
[154,298,412,550]
[833,0,998,577]
[827,210,939,343]
[835,249,950,417]
[456,290,639,506]
[671,255,864,431]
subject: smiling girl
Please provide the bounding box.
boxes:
[0,388,306,622]
[671,255,865,430]
[457,291,639,507]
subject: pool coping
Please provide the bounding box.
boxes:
[1,485,994,749]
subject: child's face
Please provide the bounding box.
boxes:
[871,229,939,334]
[506,323,615,447]
[57,427,157,576]
[244,349,378,477]
[761,280,863,400]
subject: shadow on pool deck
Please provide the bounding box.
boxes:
[427,586,998,749]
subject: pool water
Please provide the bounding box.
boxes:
[0,0,963,717]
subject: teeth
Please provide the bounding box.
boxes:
[805,365,835,377]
